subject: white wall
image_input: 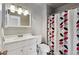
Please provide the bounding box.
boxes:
[41,5,47,43]
[0,3,2,48]
[28,4,47,43]
[4,3,47,43]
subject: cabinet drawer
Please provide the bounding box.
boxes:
[5,41,26,50]
[24,44,36,51]
[24,39,36,46]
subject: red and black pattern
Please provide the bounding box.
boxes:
[47,9,79,55]
[47,15,55,54]
[59,11,68,55]
[63,11,68,55]
[76,12,79,54]
[59,13,64,55]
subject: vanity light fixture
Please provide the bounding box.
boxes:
[9,5,16,13]
[17,7,23,15]
[23,10,29,16]
[9,5,29,16]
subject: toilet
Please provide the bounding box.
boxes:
[36,35,50,55]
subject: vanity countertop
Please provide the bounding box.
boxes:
[4,35,37,44]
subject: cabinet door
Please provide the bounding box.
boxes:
[7,48,23,55]
[23,43,37,55]
[23,47,37,55]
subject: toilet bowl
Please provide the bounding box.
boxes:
[36,35,50,55]
[38,44,50,55]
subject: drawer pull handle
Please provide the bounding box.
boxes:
[21,49,23,52]
[30,48,32,50]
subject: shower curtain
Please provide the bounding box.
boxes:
[47,8,79,55]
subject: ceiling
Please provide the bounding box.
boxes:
[13,3,67,10]
[47,3,67,9]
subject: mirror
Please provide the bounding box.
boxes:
[5,4,31,27]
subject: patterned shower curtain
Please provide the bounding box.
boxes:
[47,8,79,55]
[47,15,55,54]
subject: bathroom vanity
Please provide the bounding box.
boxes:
[4,35,37,55]
[1,4,37,55]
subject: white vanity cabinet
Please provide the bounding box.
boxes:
[4,38,37,55]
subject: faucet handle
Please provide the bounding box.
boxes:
[17,34,23,37]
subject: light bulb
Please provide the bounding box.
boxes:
[10,5,15,13]
[23,10,29,16]
[17,7,22,15]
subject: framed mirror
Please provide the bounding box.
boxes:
[5,4,31,27]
